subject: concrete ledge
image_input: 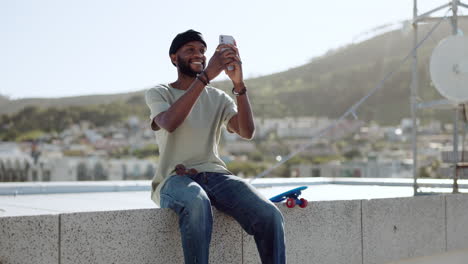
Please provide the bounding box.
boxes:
[243,200,361,264]
[446,194,468,251]
[2,194,468,264]
[362,195,446,264]
[60,208,242,264]
[0,215,59,264]
[389,248,468,264]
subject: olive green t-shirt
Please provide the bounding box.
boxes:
[145,83,238,206]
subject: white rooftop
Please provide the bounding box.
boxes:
[1,177,466,217]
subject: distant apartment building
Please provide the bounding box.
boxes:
[438,150,468,179]
[291,159,412,178]
[252,116,364,140]
[0,142,157,182]
[222,141,256,154]
[51,157,157,181]
[0,142,52,182]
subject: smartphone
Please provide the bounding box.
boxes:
[219,35,235,46]
[219,35,235,70]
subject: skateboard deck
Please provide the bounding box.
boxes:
[269,186,308,208]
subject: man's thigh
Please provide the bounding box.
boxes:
[208,174,273,212]
[207,174,281,234]
[160,175,211,213]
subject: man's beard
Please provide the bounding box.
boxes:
[177,56,204,77]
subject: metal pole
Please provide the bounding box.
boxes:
[451,0,460,193]
[411,0,419,195]
[412,2,452,24]
[460,2,468,9]
[453,106,460,193]
[452,0,459,35]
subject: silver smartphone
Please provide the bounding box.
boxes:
[219,35,235,46]
[219,35,235,70]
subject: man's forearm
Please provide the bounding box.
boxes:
[235,83,255,139]
[155,79,205,132]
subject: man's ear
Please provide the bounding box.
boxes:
[170,54,177,66]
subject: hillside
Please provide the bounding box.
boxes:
[1,19,467,125]
[218,19,468,124]
[0,91,143,115]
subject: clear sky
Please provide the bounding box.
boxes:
[0,0,452,99]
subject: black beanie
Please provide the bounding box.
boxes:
[169,29,207,55]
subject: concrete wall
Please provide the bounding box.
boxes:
[0,215,59,264]
[59,209,242,264]
[362,196,446,264]
[244,200,362,264]
[390,248,468,264]
[1,194,468,264]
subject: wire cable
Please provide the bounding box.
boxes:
[250,9,451,183]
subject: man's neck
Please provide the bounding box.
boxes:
[171,74,197,91]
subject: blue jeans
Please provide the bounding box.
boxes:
[160,172,286,264]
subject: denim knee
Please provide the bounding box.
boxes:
[184,196,212,223]
[178,196,213,250]
[254,203,284,232]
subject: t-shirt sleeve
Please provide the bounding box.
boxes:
[145,87,170,128]
[221,93,238,131]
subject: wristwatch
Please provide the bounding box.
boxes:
[232,87,247,96]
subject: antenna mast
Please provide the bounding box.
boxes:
[411,0,468,195]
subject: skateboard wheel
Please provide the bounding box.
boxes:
[286,198,296,208]
[299,198,308,208]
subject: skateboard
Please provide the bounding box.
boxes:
[269,186,308,208]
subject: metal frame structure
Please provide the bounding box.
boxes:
[411,0,468,195]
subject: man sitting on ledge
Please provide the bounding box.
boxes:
[145,29,285,264]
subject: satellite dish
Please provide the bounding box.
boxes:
[430,35,468,102]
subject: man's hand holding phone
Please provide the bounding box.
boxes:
[218,35,243,85]
[204,35,243,85]
[219,35,235,71]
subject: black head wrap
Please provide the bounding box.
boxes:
[169,29,207,55]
